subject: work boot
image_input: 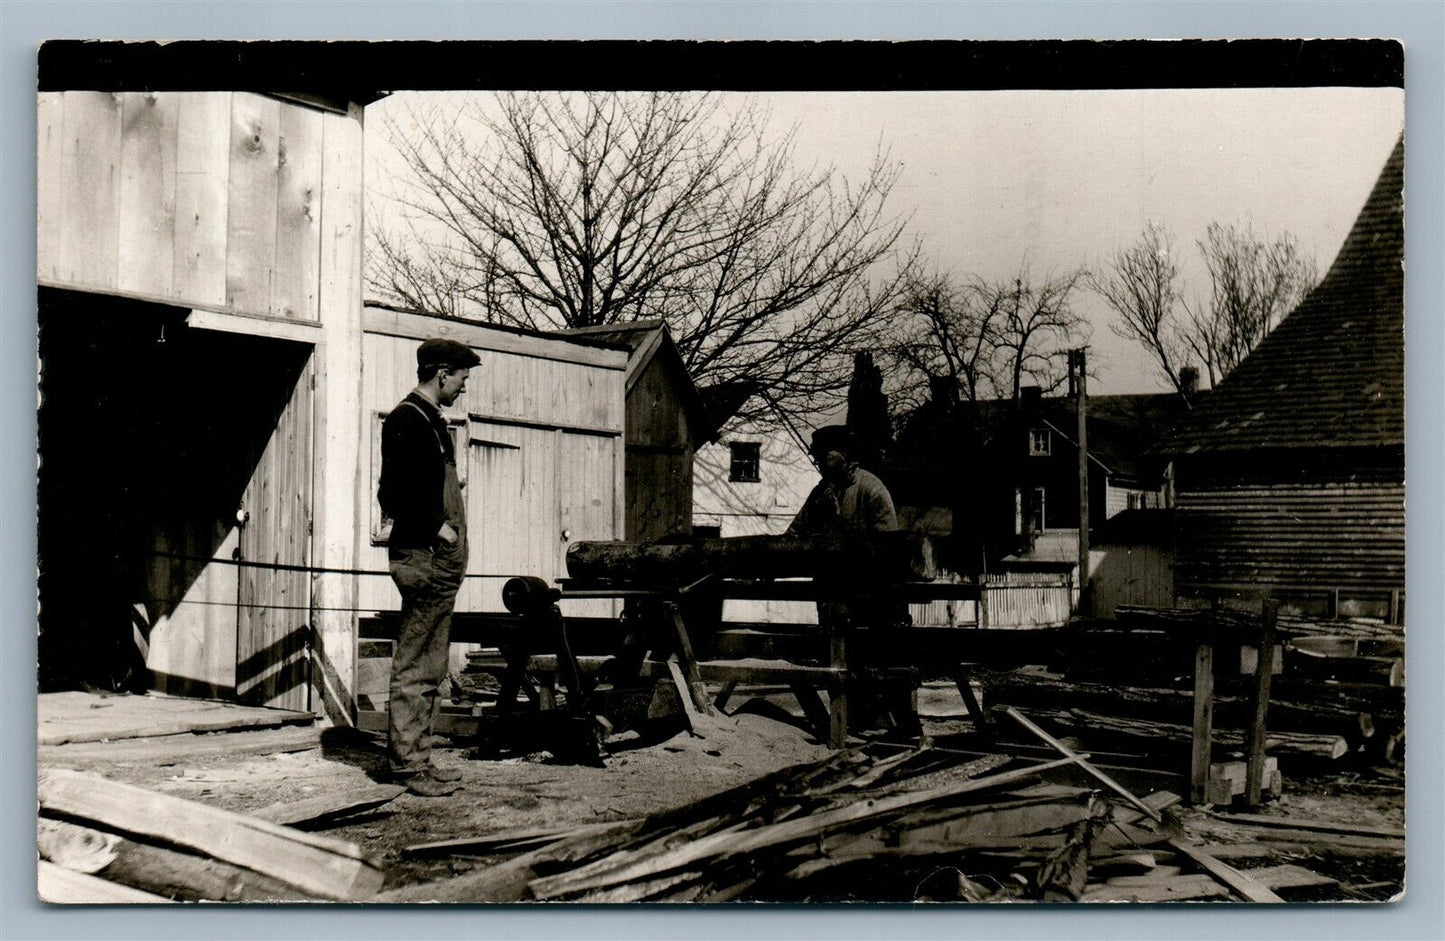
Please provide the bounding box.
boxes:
[401,771,461,797]
[428,763,463,782]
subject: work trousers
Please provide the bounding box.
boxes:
[387,540,466,775]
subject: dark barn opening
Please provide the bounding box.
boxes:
[38,288,314,706]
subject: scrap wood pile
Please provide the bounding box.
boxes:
[991,605,1405,769]
[393,745,1275,904]
[37,768,393,903]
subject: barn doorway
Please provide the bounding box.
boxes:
[38,288,315,709]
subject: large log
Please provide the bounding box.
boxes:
[565,532,935,584]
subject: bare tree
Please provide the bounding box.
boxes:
[1094,221,1317,397]
[1185,221,1317,386]
[990,266,1090,403]
[1090,223,1193,398]
[370,92,915,424]
[881,270,1007,413]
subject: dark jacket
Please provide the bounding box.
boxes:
[378,392,456,549]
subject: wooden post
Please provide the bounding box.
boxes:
[1245,599,1280,806]
[663,602,713,716]
[1073,349,1090,617]
[1190,642,1215,805]
[827,614,848,749]
[953,666,993,738]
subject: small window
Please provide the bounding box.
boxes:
[1028,428,1051,456]
[1127,491,1143,511]
[1031,487,1047,533]
[729,441,761,482]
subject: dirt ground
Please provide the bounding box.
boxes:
[43,683,1406,903]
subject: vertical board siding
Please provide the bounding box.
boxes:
[40,92,336,321]
[225,93,281,313]
[1175,481,1405,598]
[1091,543,1174,618]
[36,93,66,281]
[272,105,324,320]
[361,329,626,622]
[116,93,179,298]
[58,92,123,290]
[981,573,1073,628]
[173,94,232,307]
[237,357,314,710]
[312,104,366,722]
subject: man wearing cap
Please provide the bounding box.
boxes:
[378,338,480,796]
[788,424,921,741]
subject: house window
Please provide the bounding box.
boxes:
[1032,487,1047,533]
[1028,428,1051,456]
[1127,491,1143,511]
[729,441,761,482]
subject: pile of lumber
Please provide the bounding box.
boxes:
[1113,605,1403,642]
[37,769,389,903]
[381,746,1266,904]
[1023,605,1405,767]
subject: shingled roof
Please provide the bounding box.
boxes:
[1164,136,1404,455]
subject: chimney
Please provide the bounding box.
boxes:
[1020,385,1043,417]
[1179,366,1200,397]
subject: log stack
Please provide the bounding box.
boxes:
[37,769,389,903]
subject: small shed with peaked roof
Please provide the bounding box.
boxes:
[1163,137,1404,621]
[561,321,719,542]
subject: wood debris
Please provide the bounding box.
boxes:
[37,769,385,902]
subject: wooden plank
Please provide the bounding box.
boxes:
[1246,600,1280,805]
[38,769,384,900]
[173,93,231,307]
[363,305,630,371]
[311,103,366,724]
[1208,812,1404,840]
[36,92,66,281]
[1169,840,1285,903]
[39,861,172,904]
[1082,874,1232,903]
[248,784,404,828]
[665,601,713,716]
[1191,642,1215,804]
[1004,706,1162,823]
[403,820,638,859]
[59,91,123,290]
[40,819,316,902]
[271,103,323,319]
[356,658,392,697]
[117,92,179,298]
[186,307,323,344]
[1246,863,1338,891]
[1105,865,1183,886]
[666,658,704,736]
[225,92,281,314]
[38,725,321,769]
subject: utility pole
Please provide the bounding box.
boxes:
[1071,349,1091,617]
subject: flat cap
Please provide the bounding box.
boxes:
[417,337,481,370]
[809,424,852,455]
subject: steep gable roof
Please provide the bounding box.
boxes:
[1165,136,1404,455]
[559,320,719,447]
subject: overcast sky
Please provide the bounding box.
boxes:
[368,86,1403,397]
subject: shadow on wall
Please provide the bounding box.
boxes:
[38,288,311,699]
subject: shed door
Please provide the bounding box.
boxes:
[463,421,620,615]
[235,355,315,709]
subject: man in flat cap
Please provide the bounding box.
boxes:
[378,337,481,796]
[788,424,921,741]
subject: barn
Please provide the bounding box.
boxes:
[1163,137,1405,622]
[35,91,636,728]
